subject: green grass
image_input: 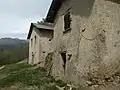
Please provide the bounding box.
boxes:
[0,62,66,90]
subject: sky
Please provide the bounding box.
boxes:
[0,0,52,39]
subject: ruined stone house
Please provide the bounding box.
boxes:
[27,23,53,66]
[45,0,120,86]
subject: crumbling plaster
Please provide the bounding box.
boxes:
[51,0,120,86]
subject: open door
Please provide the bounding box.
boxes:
[60,52,67,74]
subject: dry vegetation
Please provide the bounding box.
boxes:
[0,61,77,90]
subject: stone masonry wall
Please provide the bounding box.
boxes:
[51,0,120,86]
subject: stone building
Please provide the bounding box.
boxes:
[27,23,53,66]
[46,0,120,86]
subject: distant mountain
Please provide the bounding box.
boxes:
[0,38,28,50]
[0,33,27,39]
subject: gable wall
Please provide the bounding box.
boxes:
[28,27,53,66]
[52,0,120,85]
[39,30,53,66]
[28,27,41,64]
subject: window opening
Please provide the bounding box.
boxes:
[31,39,33,47]
[35,36,37,44]
[64,11,71,30]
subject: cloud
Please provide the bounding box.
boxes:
[0,0,52,39]
[0,13,41,33]
[0,0,52,18]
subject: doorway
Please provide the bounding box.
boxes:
[60,52,67,73]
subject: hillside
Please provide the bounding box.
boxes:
[0,61,70,90]
[0,61,120,90]
[0,38,28,65]
[0,38,28,51]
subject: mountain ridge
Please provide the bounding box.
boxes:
[0,38,28,50]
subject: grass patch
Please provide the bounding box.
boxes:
[0,63,66,90]
[55,79,66,87]
[0,63,31,73]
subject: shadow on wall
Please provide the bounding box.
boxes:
[72,0,95,17]
[105,0,120,4]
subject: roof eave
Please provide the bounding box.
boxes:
[46,0,62,23]
[27,23,33,39]
[27,23,54,39]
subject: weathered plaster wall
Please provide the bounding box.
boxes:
[52,0,120,86]
[28,28,53,66]
[39,30,53,66]
[28,28,41,65]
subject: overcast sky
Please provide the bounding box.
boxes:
[0,0,52,39]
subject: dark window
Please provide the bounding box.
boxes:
[35,36,37,44]
[43,51,45,53]
[64,11,71,30]
[32,52,34,64]
[49,38,52,41]
[60,52,66,72]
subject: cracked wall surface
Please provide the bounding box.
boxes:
[51,0,120,86]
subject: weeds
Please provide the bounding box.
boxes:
[0,63,66,90]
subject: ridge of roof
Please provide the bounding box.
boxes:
[33,23,53,30]
[27,23,53,39]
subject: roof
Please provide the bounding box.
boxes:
[46,0,62,23]
[27,23,53,39]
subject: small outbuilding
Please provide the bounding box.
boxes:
[27,23,53,66]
